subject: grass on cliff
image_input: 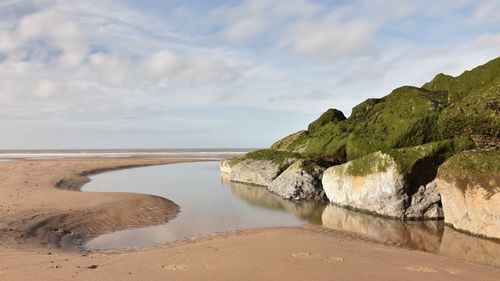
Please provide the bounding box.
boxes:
[423,57,500,145]
[346,138,475,177]
[271,130,310,153]
[438,150,499,194]
[230,149,303,167]
[270,56,500,164]
[307,108,346,134]
[304,86,448,163]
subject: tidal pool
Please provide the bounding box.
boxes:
[83,161,500,267]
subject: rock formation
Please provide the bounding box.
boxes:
[436,150,499,239]
[268,160,326,202]
[322,139,471,218]
[221,57,500,234]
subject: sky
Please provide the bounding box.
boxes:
[0,0,499,149]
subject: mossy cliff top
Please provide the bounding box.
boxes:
[307,108,346,134]
[346,138,474,177]
[273,86,448,163]
[229,149,303,172]
[423,57,500,147]
[438,150,499,194]
[272,57,500,163]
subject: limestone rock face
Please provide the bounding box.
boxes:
[436,150,499,239]
[438,177,500,239]
[405,180,444,219]
[267,160,326,202]
[230,159,282,187]
[322,151,444,219]
[219,159,233,175]
[322,152,408,218]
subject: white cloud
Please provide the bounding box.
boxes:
[217,0,320,42]
[0,31,16,52]
[143,50,182,78]
[468,1,500,25]
[471,33,500,49]
[216,0,409,61]
[89,53,131,85]
[180,58,240,84]
[33,79,58,98]
[222,18,269,42]
[282,12,376,60]
[0,0,499,148]
[12,9,89,67]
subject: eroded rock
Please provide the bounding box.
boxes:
[267,160,327,202]
[322,151,409,218]
[436,150,500,239]
[219,159,233,175]
[405,180,444,219]
[230,159,283,187]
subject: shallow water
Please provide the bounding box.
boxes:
[84,162,322,249]
[83,162,500,267]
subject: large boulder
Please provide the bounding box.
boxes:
[221,149,301,187]
[267,160,327,202]
[230,159,282,187]
[405,180,444,219]
[220,159,233,175]
[323,151,408,218]
[322,139,473,219]
[436,150,500,239]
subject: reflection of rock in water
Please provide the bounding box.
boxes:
[228,181,326,224]
[225,179,500,268]
[322,204,443,253]
[440,226,500,268]
[220,173,231,185]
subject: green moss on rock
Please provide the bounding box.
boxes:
[307,108,346,134]
[244,149,302,162]
[437,83,499,147]
[350,98,381,120]
[346,151,393,177]
[233,149,303,172]
[423,57,500,103]
[303,122,349,163]
[344,86,448,160]
[271,130,310,152]
[423,58,500,147]
[346,138,475,177]
[263,57,499,165]
[438,150,500,194]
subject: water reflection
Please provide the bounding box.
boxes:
[229,181,326,225]
[440,226,500,267]
[224,170,500,267]
[84,162,500,267]
[322,204,443,253]
[85,162,311,249]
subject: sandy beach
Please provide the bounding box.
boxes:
[1,157,499,281]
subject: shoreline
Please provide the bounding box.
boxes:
[1,157,499,280]
[0,157,207,251]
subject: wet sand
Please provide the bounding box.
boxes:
[0,157,499,280]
